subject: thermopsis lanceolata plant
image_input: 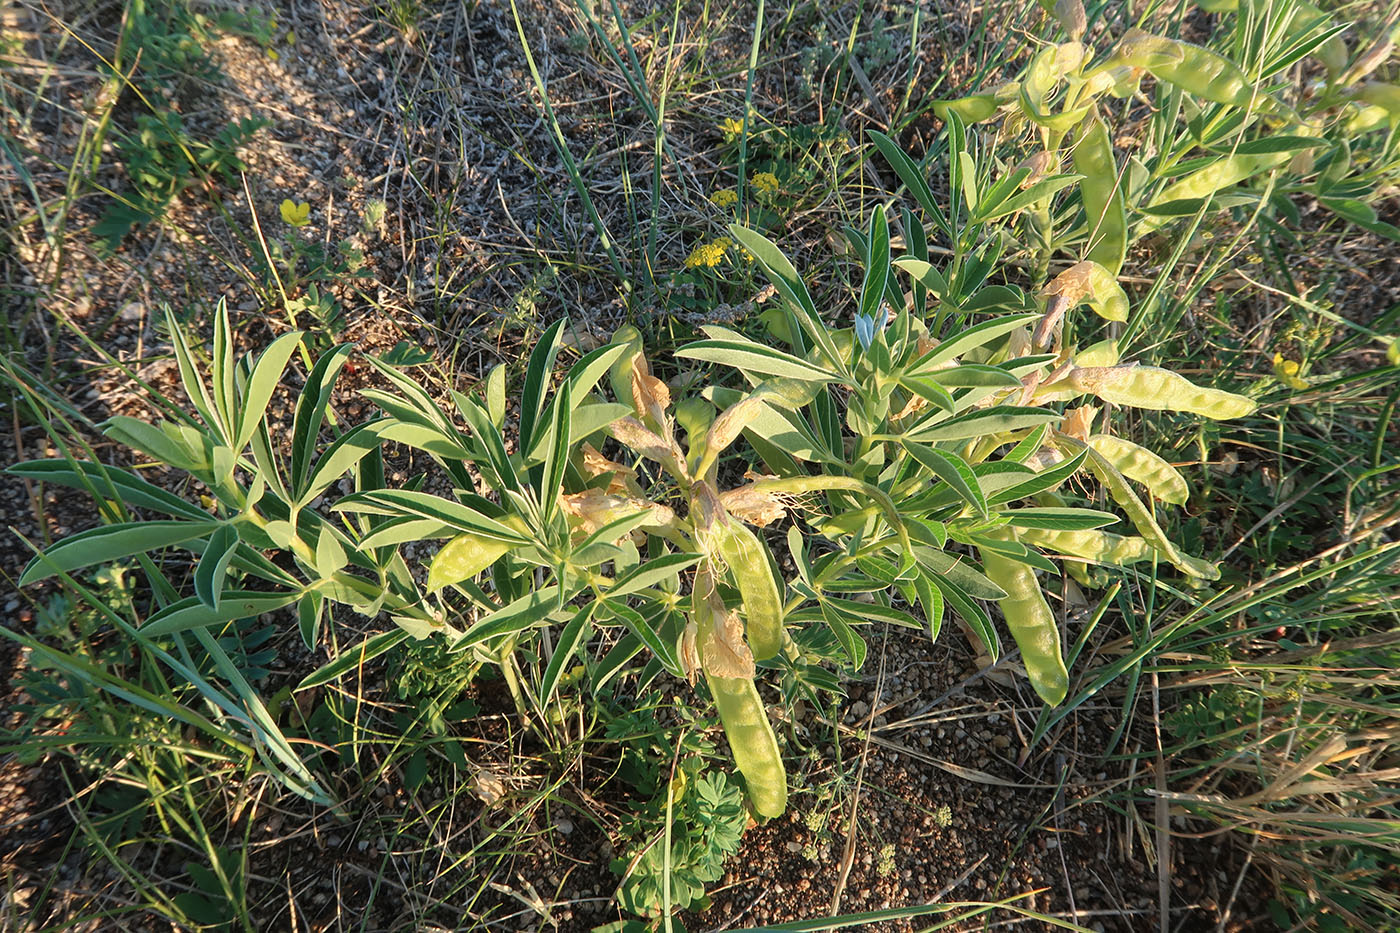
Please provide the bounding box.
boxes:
[14,180,1258,817]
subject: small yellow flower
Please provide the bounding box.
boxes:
[719,117,744,138]
[751,171,779,199]
[684,237,731,269]
[280,199,311,227]
[1272,353,1308,390]
[710,188,738,208]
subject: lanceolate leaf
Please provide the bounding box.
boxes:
[235,331,304,451]
[6,461,209,521]
[21,520,220,586]
[194,524,240,610]
[677,339,838,382]
[291,345,355,491]
[901,441,988,518]
[728,224,848,374]
[540,604,594,704]
[140,591,300,637]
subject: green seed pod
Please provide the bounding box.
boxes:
[1073,118,1127,276]
[1020,42,1094,131]
[694,570,787,818]
[1066,365,1256,420]
[979,533,1068,706]
[427,533,513,591]
[714,518,785,661]
[1018,526,1158,566]
[607,324,643,404]
[1114,28,1256,107]
[1076,338,1120,368]
[1067,441,1220,580]
[1143,150,1293,230]
[1087,434,1189,505]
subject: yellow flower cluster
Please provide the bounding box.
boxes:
[1272,353,1307,390]
[719,117,744,137]
[710,188,738,208]
[685,237,731,269]
[751,171,779,198]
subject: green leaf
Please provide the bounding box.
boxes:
[859,207,891,324]
[102,416,204,472]
[928,364,1024,389]
[988,449,1087,504]
[164,306,220,432]
[234,330,304,451]
[913,546,1007,600]
[194,524,239,610]
[727,224,847,374]
[901,442,987,518]
[540,604,593,703]
[6,461,209,520]
[291,345,355,491]
[975,174,1084,223]
[298,420,386,508]
[605,552,701,599]
[454,586,561,651]
[1000,507,1120,531]
[298,629,410,689]
[356,517,457,550]
[21,520,219,585]
[819,602,868,670]
[298,592,324,647]
[677,339,838,382]
[520,318,566,451]
[867,130,951,238]
[600,599,683,678]
[539,380,572,513]
[334,490,529,542]
[904,406,1060,443]
[904,312,1038,373]
[141,591,300,637]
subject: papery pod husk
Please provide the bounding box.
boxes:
[1042,260,1129,322]
[693,570,787,818]
[1087,434,1189,505]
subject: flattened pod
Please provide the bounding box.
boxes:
[427,533,513,591]
[1088,434,1189,505]
[705,671,787,817]
[1067,365,1256,420]
[978,533,1068,706]
[715,519,785,661]
[1073,118,1127,275]
[1143,151,1292,230]
[1018,526,1158,566]
[1071,442,1221,580]
[693,572,787,818]
[1115,28,1255,107]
